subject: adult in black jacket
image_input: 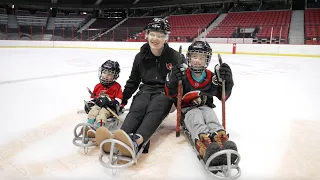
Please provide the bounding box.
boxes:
[95,18,184,158]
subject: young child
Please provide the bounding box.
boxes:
[165,41,238,166]
[86,60,123,138]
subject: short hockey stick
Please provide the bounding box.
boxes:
[176,45,183,137]
[217,54,226,130]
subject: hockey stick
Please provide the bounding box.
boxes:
[86,87,123,123]
[176,45,183,137]
[217,54,226,130]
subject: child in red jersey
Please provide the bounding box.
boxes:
[86,60,122,137]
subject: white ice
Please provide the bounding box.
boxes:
[0,47,319,180]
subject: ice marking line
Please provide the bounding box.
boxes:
[0,71,96,85]
[0,66,131,85]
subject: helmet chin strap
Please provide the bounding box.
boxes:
[190,64,206,73]
[100,75,115,87]
[101,80,113,87]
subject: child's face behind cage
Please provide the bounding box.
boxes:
[101,70,115,82]
[190,52,207,70]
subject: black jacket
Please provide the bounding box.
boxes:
[122,43,183,105]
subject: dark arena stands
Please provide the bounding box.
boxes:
[0,0,319,44]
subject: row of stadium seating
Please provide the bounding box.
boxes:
[305,8,320,42]
[0,8,319,44]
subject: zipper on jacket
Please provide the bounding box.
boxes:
[155,58,159,80]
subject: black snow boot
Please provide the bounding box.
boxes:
[204,142,222,174]
[220,140,238,165]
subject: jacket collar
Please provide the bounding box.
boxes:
[141,43,169,61]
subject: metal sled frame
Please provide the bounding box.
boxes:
[98,136,150,171]
[98,104,177,170]
[72,117,120,154]
[73,123,97,154]
[182,124,241,180]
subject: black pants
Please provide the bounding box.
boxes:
[121,91,173,148]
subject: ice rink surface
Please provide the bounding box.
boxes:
[0,47,319,180]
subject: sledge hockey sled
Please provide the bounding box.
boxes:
[98,104,177,170]
[98,135,150,170]
[72,100,126,154]
[180,111,241,180]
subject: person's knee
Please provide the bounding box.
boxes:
[96,110,107,121]
[99,107,110,116]
[88,105,100,118]
[186,108,201,116]
[184,108,201,121]
[105,111,111,118]
[130,93,150,111]
[152,94,173,112]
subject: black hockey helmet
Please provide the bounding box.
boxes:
[187,41,212,73]
[98,60,120,86]
[146,18,170,35]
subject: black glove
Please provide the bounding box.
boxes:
[169,63,187,83]
[94,96,109,108]
[119,103,126,112]
[106,100,119,108]
[215,63,234,97]
[121,98,128,107]
[217,63,233,82]
[94,98,102,107]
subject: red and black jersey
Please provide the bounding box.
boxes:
[92,82,123,104]
[165,68,233,108]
